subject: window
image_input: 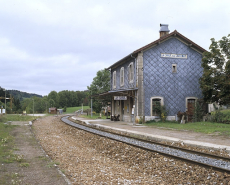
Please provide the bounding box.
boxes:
[172,64,177,73]
[113,71,116,89]
[120,67,124,87]
[128,62,134,83]
[150,96,164,116]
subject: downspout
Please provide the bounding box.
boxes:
[131,54,137,125]
[107,68,113,120]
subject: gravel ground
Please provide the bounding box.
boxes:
[33,116,230,184]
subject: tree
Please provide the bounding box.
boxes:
[200,34,230,105]
[87,69,110,113]
[48,91,59,108]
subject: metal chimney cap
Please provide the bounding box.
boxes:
[159,24,170,32]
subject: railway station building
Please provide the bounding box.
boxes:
[102,24,206,123]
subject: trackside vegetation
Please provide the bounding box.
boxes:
[0,115,41,183]
[144,109,230,136]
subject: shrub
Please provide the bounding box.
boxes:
[193,100,205,122]
[152,104,168,122]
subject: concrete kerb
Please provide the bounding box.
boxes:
[70,116,230,153]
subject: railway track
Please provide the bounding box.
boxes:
[61,116,230,173]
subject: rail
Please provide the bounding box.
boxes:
[61,116,230,173]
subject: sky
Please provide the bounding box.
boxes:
[0,0,230,96]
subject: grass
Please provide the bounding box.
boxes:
[144,120,230,136]
[64,106,90,114]
[220,109,230,120]
[0,116,16,164]
[0,114,36,165]
[1,114,40,122]
[19,163,29,167]
[221,108,230,114]
[47,161,60,168]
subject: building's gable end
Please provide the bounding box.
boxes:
[143,37,203,117]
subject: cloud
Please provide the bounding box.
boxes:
[0,0,230,96]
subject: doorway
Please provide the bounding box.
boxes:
[187,99,195,122]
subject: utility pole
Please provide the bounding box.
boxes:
[32,99,34,116]
[5,89,6,114]
[91,91,93,117]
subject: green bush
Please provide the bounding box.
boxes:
[193,101,204,122]
[160,105,168,122]
[207,105,230,123]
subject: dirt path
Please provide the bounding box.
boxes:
[1,121,69,185]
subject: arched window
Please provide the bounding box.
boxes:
[120,67,124,87]
[113,71,116,89]
[128,62,134,83]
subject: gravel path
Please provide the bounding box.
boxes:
[33,116,230,184]
[1,121,69,185]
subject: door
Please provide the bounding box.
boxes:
[121,101,124,121]
[187,99,195,122]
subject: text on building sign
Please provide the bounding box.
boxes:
[114,96,127,100]
[161,53,187,59]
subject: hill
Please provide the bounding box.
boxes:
[7,90,42,101]
[0,87,42,102]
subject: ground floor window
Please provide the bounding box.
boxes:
[150,96,164,116]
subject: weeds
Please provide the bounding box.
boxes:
[19,163,29,167]
[47,161,60,168]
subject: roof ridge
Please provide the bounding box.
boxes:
[132,30,206,54]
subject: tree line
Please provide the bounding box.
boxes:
[0,87,89,114]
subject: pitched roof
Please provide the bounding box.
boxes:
[107,30,207,70]
[133,30,206,54]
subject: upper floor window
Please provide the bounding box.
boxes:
[172,64,177,73]
[120,67,124,87]
[113,71,116,89]
[128,62,134,83]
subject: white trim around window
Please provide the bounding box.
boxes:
[128,62,134,83]
[120,67,124,87]
[113,71,116,89]
[150,96,164,116]
[172,64,177,73]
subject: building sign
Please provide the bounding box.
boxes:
[161,53,187,59]
[114,96,127,100]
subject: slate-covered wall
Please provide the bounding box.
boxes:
[110,58,136,91]
[143,37,203,116]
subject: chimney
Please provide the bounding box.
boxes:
[159,24,170,38]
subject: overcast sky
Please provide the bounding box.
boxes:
[0,0,229,96]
